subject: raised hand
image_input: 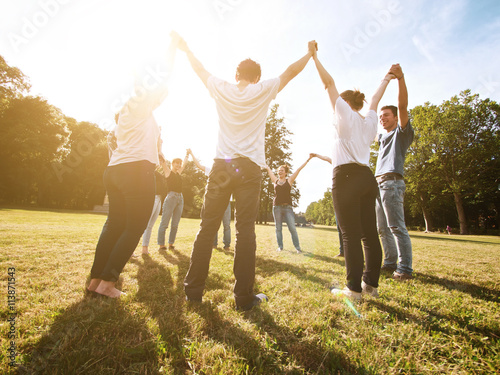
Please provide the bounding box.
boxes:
[389,64,404,79]
[308,40,318,56]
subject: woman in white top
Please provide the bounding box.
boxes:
[310,41,396,301]
[86,36,178,298]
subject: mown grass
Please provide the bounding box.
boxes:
[0,207,499,374]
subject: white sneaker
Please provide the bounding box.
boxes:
[276,247,283,252]
[361,281,379,298]
[331,287,361,302]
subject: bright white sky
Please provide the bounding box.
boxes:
[1,0,499,211]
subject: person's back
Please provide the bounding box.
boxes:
[207,75,280,165]
[176,34,315,311]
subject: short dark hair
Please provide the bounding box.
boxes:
[381,105,398,117]
[236,59,261,83]
[172,158,182,164]
[340,90,365,111]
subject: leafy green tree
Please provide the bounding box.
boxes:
[258,104,298,223]
[0,55,30,111]
[45,119,108,209]
[305,188,335,225]
[409,91,500,234]
[181,161,208,218]
[0,96,69,204]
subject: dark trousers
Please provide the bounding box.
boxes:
[91,160,155,282]
[332,163,382,292]
[184,158,262,307]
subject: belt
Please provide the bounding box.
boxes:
[376,173,404,184]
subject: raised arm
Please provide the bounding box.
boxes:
[369,69,396,112]
[390,64,409,128]
[288,155,313,185]
[310,153,332,164]
[263,165,278,184]
[311,42,340,111]
[278,41,315,93]
[174,33,211,87]
[160,157,172,178]
[187,149,206,172]
[178,150,190,174]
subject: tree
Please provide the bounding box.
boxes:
[45,119,108,209]
[305,188,335,225]
[181,161,208,218]
[0,96,69,205]
[0,55,30,111]
[409,91,500,234]
[258,104,298,223]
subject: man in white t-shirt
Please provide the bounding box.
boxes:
[176,33,315,310]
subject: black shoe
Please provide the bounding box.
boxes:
[185,295,202,303]
[335,253,344,258]
[236,293,268,311]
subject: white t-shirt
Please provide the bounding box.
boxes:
[108,85,167,167]
[332,97,377,168]
[206,76,280,167]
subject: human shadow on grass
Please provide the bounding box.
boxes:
[25,293,162,374]
[414,272,499,304]
[134,253,193,372]
[369,298,499,344]
[190,301,366,374]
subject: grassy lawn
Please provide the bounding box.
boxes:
[0,208,499,374]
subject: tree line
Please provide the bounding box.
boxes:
[0,56,295,219]
[305,90,500,235]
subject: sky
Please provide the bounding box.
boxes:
[1,0,499,211]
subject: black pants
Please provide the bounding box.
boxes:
[91,160,155,282]
[332,163,382,292]
[184,158,262,307]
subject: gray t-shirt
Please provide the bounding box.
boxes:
[375,121,414,177]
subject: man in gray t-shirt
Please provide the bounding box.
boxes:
[375,64,414,280]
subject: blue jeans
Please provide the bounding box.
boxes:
[376,179,413,275]
[273,205,300,251]
[157,192,184,246]
[214,203,231,247]
[142,194,162,246]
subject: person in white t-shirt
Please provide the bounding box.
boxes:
[310,41,396,302]
[176,33,316,310]
[86,35,178,299]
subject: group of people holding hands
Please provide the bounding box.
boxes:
[86,32,414,310]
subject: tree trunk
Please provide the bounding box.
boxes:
[420,194,434,232]
[453,191,468,235]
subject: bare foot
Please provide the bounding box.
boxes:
[95,281,125,298]
[87,278,102,292]
[142,246,149,255]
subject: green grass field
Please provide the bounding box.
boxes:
[0,208,499,374]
